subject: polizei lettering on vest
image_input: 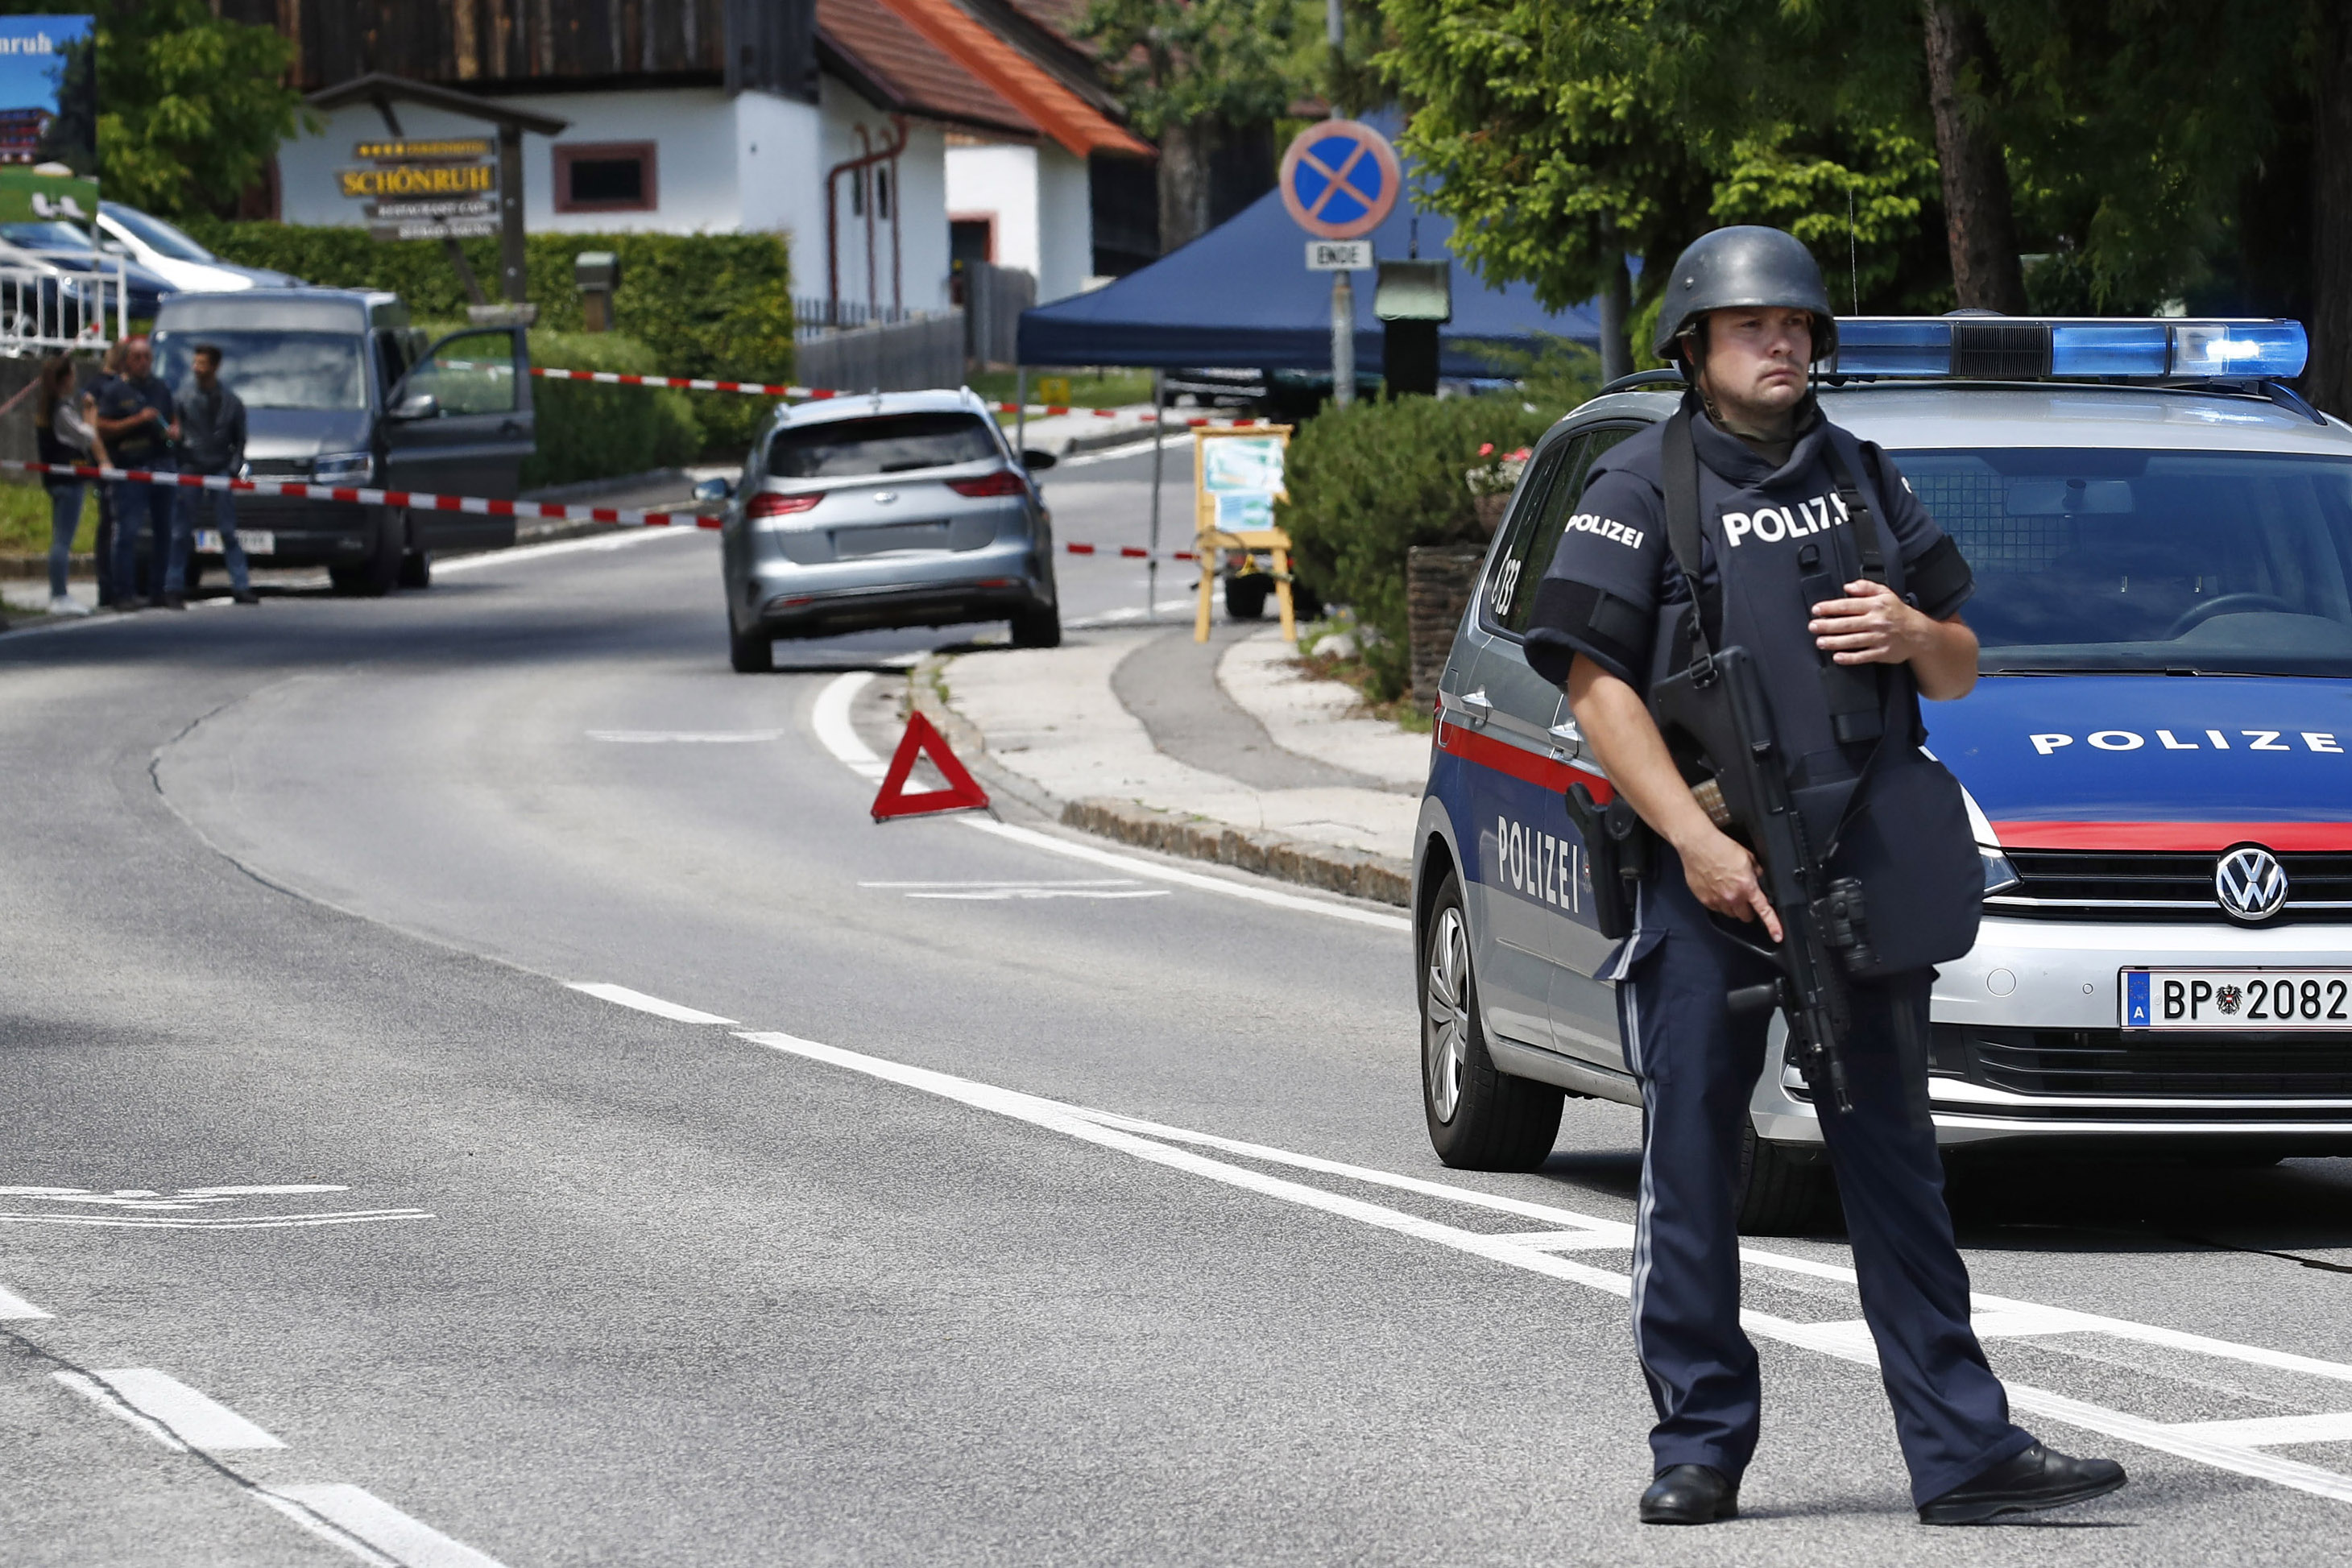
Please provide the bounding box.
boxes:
[1562,513,1646,551]
[1721,489,1849,548]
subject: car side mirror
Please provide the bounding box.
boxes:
[692,476,734,503]
[388,392,439,421]
[1021,449,1057,472]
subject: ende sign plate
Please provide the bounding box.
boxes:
[1306,240,1371,271]
[337,139,498,241]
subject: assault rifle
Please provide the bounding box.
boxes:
[1646,643,1877,1113]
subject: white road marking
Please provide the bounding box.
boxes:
[860,879,1147,888]
[433,527,700,574]
[261,1483,510,1568]
[54,1371,192,1451]
[68,1368,284,1450]
[808,670,1408,930]
[0,1209,430,1229]
[566,982,737,1025]
[2164,1412,2352,1447]
[587,729,785,743]
[811,671,887,782]
[714,1020,2352,1507]
[0,1283,49,1318]
[859,878,1170,901]
[962,820,1411,931]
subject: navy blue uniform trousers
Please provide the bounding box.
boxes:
[1609,844,2034,1505]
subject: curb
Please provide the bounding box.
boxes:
[906,652,1414,908]
[517,466,692,505]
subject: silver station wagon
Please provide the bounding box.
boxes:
[1415,316,2352,1231]
[717,389,1062,669]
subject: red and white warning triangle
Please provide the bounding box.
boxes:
[870,713,991,821]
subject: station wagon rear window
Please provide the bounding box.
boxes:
[769,413,997,479]
[1899,448,2352,677]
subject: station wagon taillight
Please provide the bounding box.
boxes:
[748,492,822,518]
[946,470,1026,498]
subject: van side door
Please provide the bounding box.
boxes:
[382,325,534,553]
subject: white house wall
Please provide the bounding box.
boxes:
[275,89,746,235]
[1033,143,1093,304]
[946,141,1037,276]
[270,82,954,315]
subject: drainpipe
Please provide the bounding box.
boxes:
[822,117,910,326]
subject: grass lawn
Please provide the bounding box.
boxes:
[0,479,97,558]
[968,366,1155,414]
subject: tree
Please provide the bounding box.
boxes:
[1079,0,1306,250]
[1919,0,2025,311]
[86,0,308,218]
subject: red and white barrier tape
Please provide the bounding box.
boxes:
[522,365,1270,428]
[1062,542,1197,561]
[1,459,723,530]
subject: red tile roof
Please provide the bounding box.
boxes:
[816,0,1039,140]
[870,0,1153,159]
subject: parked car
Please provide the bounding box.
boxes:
[0,221,174,320]
[713,388,1062,672]
[98,202,301,292]
[1414,316,2352,1232]
[151,288,533,594]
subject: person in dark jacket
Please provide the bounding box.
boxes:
[33,354,97,616]
[168,343,256,606]
[92,333,178,611]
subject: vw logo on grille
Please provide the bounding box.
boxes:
[2214,845,2289,922]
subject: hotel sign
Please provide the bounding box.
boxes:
[338,138,498,241]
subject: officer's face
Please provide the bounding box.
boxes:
[1696,308,1812,418]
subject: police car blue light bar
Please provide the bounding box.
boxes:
[1828,316,2309,382]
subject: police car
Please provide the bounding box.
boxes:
[1414,316,2352,1231]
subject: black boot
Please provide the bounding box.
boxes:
[1640,1464,1739,1525]
[1919,1442,2126,1525]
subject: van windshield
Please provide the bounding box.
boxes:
[153,329,368,412]
[769,412,998,478]
[1894,448,2352,677]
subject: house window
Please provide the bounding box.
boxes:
[875,166,891,220]
[554,142,658,213]
[950,217,994,266]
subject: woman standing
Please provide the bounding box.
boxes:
[34,353,98,617]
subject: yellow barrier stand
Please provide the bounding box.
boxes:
[1190,424,1294,643]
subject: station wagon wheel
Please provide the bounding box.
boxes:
[1425,902,1471,1122]
[1418,867,1563,1170]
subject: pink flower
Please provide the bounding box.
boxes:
[1477,442,1494,457]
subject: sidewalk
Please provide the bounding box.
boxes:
[914,620,1427,905]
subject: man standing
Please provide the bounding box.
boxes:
[169,343,258,607]
[92,334,179,611]
[1522,226,2126,1526]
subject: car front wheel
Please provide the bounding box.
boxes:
[1421,868,1563,1169]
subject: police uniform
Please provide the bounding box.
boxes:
[1522,391,2037,1507]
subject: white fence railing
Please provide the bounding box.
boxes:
[0,259,126,355]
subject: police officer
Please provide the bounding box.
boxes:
[1522,227,2127,1526]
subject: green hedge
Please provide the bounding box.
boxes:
[508,329,700,490]
[179,221,792,454]
[1277,395,1558,701]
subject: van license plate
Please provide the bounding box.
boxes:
[2121,969,2352,1030]
[196,530,272,555]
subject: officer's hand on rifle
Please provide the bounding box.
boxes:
[1808,579,1981,701]
[1567,656,1786,943]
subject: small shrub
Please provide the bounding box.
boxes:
[1277,394,1555,700]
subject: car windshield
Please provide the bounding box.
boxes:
[153,329,367,412]
[2,221,94,253]
[101,204,217,263]
[769,412,997,478]
[1896,447,2352,677]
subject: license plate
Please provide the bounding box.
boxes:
[2121,969,2352,1030]
[196,529,273,555]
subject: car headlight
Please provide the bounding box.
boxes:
[1981,846,2021,895]
[311,451,373,486]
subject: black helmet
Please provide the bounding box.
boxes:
[1652,225,1837,366]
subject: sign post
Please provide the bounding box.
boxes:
[1278,119,1400,412]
